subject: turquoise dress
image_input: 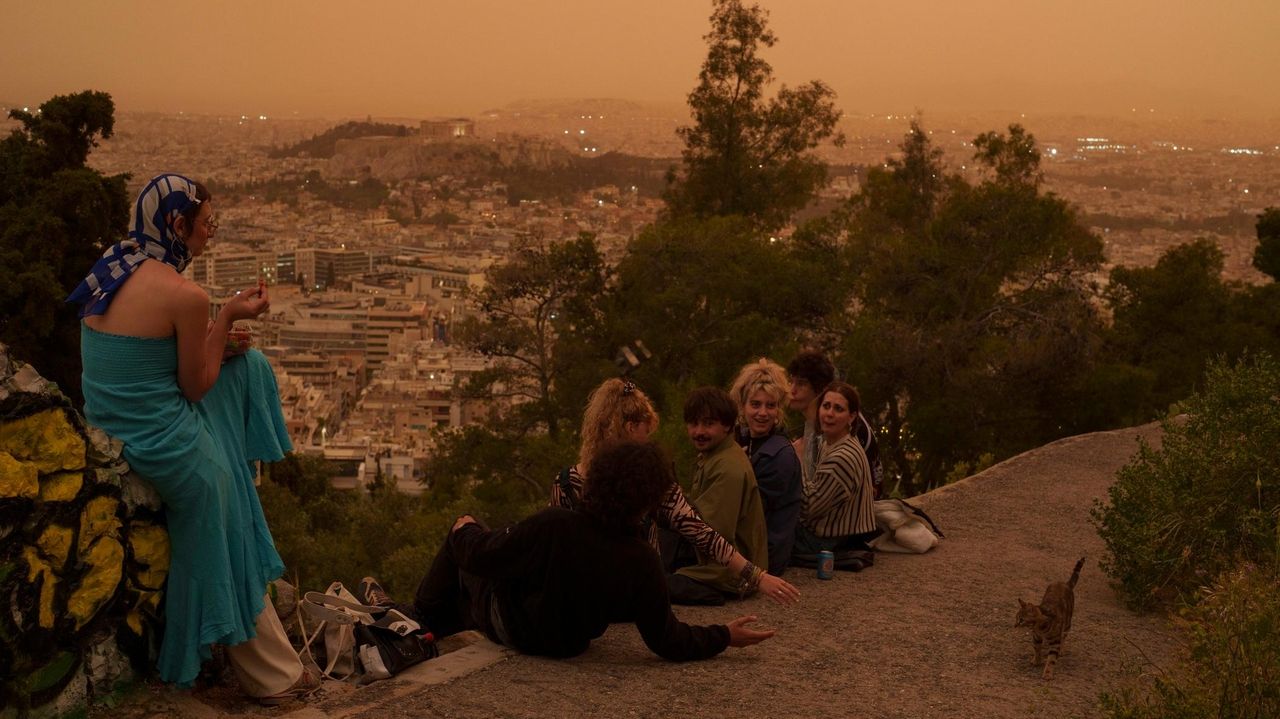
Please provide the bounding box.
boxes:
[80,325,292,687]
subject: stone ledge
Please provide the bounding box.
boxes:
[100,630,514,718]
[292,633,514,718]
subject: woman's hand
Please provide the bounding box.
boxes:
[726,615,775,648]
[221,280,270,323]
[758,572,800,605]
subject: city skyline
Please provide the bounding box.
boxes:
[3,0,1279,120]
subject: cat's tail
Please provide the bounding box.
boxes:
[1068,556,1086,589]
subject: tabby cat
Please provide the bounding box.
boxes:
[1015,556,1085,680]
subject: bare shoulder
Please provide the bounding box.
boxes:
[135,262,204,300]
[87,261,206,336]
[171,274,209,306]
[130,262,208,320]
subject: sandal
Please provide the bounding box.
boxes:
[259,666,321,706]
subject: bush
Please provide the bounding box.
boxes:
[260,456,470,599]
[1101,562,1280,718]
[1092,353,1280,611]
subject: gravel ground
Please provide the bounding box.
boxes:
[345,422,1179,719]
[96,422,1180,719]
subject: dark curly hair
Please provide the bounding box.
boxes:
[682,386,737,427]
[787,350,835,393]
[582,441,675,531]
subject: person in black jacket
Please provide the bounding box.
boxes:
[386,441,775,660]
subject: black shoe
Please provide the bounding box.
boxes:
[833,550,875,572]
[359,576,394,607]
[789,553,819,569]
[666,573,727,606]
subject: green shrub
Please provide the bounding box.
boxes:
[1101,562,1280,719]
[1092,353,1280,611]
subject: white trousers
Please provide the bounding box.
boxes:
[225,593,304,698]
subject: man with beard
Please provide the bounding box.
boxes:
[666,387,770,604]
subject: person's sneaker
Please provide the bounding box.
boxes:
[358,576,393,607]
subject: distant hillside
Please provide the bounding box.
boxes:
[270,120,412,159]
[327,134,672,202]
[500,151,671,203]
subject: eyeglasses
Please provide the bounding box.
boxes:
[203,215,219,234]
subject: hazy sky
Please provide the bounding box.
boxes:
[3,0,1278,119]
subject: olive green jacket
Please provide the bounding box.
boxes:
[676,435,769,594]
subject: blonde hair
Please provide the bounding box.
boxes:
[577,378,659,475]
[729,358,790,432]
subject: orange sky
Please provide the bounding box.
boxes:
[3,0,1278,119]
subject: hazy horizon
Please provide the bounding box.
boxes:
[4,1,1279,121]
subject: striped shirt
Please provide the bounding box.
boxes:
[550,466,737,567]
[801,435,877,538]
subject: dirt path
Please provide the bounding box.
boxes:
[94,423,1180,719]
[343,422,1179,719]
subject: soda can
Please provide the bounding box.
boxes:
[817,550,835,579]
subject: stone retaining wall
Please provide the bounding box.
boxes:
[0,345,169,718]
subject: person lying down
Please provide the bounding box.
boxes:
[362,440,775,660]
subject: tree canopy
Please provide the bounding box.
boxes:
[663,0,843,232]
[1253,207,1280,280]
[0,91,129,401]
[816,121,1107,492]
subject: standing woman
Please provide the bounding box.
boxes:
[728,359,802,575]
[68,174,316,703]
[551,378,799,604]
[794,382,879,560]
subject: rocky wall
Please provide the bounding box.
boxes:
[0,345,169,718]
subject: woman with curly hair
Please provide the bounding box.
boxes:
[551,378,799,604]
[729,359,802,575]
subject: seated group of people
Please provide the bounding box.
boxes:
[69,175,885,704]
[368,350,886,664]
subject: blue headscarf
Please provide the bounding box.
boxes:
[67,173,203,318]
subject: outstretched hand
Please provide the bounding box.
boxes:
[726,615,775,648]
[758,572,800,605]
